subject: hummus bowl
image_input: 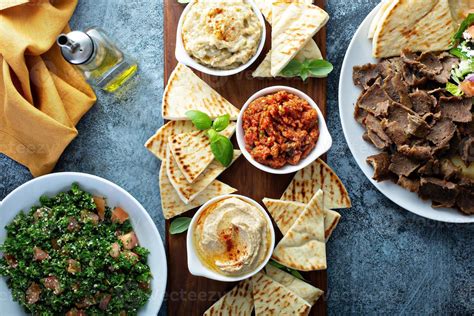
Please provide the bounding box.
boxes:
[236,86,333,174]
[175,0,266,77]
[186,194,275,282]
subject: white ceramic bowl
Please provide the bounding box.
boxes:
[0,172,167,314]
[338,4,474,223]
[236,86,333,175]
[175,0,266,77]
[186,194,275,282]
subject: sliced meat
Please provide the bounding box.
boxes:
[354,104,368,124]
[402,63,427,86]
[383,120,409,146]
[389,152,420,177]
[417,52,443,74]
[407,114,431,138]
[366,152,392,181]
[353,63,381,89]
[364,114,392,149]
[439,96,473,123]
[419,177,459,208]
[409,90,436,115]
[356,79,390,116]
[434,53,459,84]
[398,144,432,160]
[388,102,416,130]
[397,176,420,193]
[440,159,460,180]
[457,180,474,214]
[419,159,441,176]
[383,73,412,108]
[427,118,456,148]
[460,136,474,163]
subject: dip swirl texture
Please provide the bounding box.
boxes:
[182,0,262,70]
[194,197,271,276]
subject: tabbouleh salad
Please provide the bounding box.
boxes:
[0,184,152,315]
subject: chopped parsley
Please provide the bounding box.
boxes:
[0,183,152,315]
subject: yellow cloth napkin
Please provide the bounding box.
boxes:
[0,0,96,177]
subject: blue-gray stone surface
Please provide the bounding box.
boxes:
[0,0,472,315]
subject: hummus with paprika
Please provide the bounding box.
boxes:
[193,197,271,276]
[181,0,262,70]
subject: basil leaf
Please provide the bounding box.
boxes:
[210,134,233,167]
[289,269,306,281]
[207,128,219,142]
[281,59,303,77]
[307,59,334,77]
[452,13,474,43]
[269,259,285,269]
[212,114,230,132]
[446,82,464,96]
[185,110,212,130]
[300,69,310,81]
[169,217,192,234]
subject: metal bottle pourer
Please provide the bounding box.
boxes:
[57,32,95,65]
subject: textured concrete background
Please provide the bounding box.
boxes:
[0,0,473,314]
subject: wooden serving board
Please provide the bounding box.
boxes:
[164,1,328,315]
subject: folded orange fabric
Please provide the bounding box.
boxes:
[0,0,96,176]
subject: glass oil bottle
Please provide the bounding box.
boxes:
[57,27,138,93]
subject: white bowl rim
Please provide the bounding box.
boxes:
[0,172,168,313]
[236,85,333,175]
[175,0,266,77]
[186,194,275,282]
[337,4,474,223]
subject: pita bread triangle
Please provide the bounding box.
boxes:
[251,272,311,316]
[0,0,29,10]
[166,145,241,204]
[281,158,351,209]
[203,279,254,316]
[271,3,329,76]
[372,0,455,58]
[145,121,195,161]
[265,264,324,306]
[262,198,341,241]
[168,123,236,183]
[368,0,393,39]
[272,190,326,271]
[159,162,236,219]
[162,63,240,120]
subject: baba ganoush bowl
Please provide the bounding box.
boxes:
[236,86,333,175]
[0,172,167,315]
[175,0,266,76]
[186,194,275,282]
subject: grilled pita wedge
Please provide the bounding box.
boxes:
[449,0,474,25]
[203,279,253,316]
[159,162,236,219]
[145,121,195,160]
[265,264,324,306]
[372,0,455,58]
[272,190,326,271]
[271,3,328,76]
[168,123,236,183]
[262,198,341,241]
[162,63,240,120]
[0,0,29,10]
[251,272,311,316]
[368,0,394,39]
[281,158,351,209]
[166,146,241,203]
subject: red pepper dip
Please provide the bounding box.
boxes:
[242,90,319,168]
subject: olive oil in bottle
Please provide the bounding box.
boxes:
[57,27,137,93]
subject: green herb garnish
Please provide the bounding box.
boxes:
[281,59,334,81]
[446,82,464,96]
[185,110,234,167]
[452,13,474,44]
[269,259,306,281]
[169,217,192,234]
